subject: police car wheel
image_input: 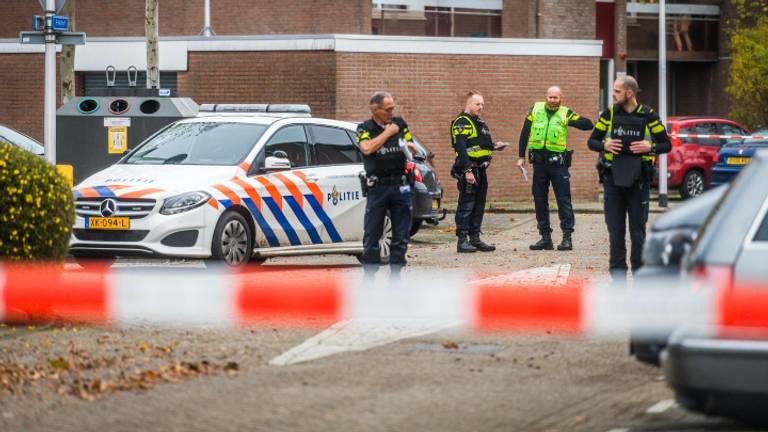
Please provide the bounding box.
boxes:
[210,211,253,266]
[379,212,392,264]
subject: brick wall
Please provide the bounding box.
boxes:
[0,0,371,38]
[502,0,535,37]
[538,0,595,40]
[178,51,337,119]
[334,52,601,202]
[0,54,60,142]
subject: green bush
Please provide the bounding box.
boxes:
[0,141,74,261]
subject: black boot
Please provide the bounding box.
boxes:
[469,233,496,252]
[529,232,554,250]
[457,232,477,253]
[557,231,573,251]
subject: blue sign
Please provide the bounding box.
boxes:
[52,15,69,31]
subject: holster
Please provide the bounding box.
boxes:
[358,172,373,197]
[564,150,574,168]
[641,161,656,183]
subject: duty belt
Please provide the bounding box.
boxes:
[368,174,407,186]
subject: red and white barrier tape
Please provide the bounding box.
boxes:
[1,264,767,337]
[670,133,767,140]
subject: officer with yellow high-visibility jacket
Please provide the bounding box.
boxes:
[518,86,593,251]
[587,76,671,280]
[451,91,509,253]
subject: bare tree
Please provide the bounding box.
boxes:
[145,0,160,89]
[60,0,76,103]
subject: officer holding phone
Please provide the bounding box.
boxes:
[587,76,671,280]
[356,91,418,280]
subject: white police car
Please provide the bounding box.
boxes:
[70,104,377,267]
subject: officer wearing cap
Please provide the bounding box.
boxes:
[587,76,671,280]
[451,91,508,253]
[356,91,417,279]
[518,86,593,251]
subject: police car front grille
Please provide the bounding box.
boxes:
[75,198,156,219]
[72,229,150,242]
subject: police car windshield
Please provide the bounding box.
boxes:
[124,122,267,165]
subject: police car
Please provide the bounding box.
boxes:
[70,104,386,267]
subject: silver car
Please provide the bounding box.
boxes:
[661,149,768,422]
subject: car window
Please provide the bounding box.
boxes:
[124,122,266,165]
[265,125,310,168]
[692,122,720,147]
[754,208,768,242]
[720,123,747,146]
[310,125,361,165]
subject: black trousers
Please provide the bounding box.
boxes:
[361,184,412,273]
[603,173,650,279]
[532,162,574,234]
[455,167,488,235]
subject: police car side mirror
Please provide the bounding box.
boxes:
[264,156,291,171]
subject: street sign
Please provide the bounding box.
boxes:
[33,15,44,31]
[20,31,45,44]
[57,32,85,45]
[37,0,67,13]
[19,31,85,46]
[52,15,69,31]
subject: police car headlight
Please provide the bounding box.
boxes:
[160,191,211,215]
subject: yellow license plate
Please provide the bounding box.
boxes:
[727,157,751,165]
[432,199,440,210]
[87,217,130,230]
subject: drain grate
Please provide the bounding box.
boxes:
[413,343,506,354]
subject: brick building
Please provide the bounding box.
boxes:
[1,0,729,202]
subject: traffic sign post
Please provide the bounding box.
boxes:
[21,0,85,165]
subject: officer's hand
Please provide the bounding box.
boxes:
[516,158,526,168]
[494,141,509,151]
[464,171,476,185]
[384,123,400,136]
[630,140,652,154]
[604,139,623,154]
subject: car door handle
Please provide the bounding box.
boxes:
[304,174,319,182]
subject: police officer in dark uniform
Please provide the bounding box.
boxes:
[518,86,593,251]
[356,91,418,279]
[587,76,671,280]
[451,91,508,253]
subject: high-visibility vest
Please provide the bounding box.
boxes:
[451,114,493,160]
[528,102,568,153]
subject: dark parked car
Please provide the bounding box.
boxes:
[630,186,726,364]
[408,137,446,235]
[655,117,749,199]
[0,124,44,156]
[710,138,768,188]
[660,149,768,422]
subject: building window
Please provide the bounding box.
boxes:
[372,1,501,37]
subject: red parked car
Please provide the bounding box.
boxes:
[655,117,750,199]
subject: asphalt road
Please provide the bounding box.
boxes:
[0,214,763,432]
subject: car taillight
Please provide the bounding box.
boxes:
[691,263,734,292]
[414,166,423,183]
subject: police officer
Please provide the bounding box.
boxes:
[587,76,671,280]
[451,91,508,253]
[518,86,593,251]
[357,91,417,279]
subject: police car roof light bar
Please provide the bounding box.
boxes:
[198,104,311,114]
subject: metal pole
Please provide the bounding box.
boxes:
[203,0,212,37]
[44,0,57,164]
[658,0,669,207]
